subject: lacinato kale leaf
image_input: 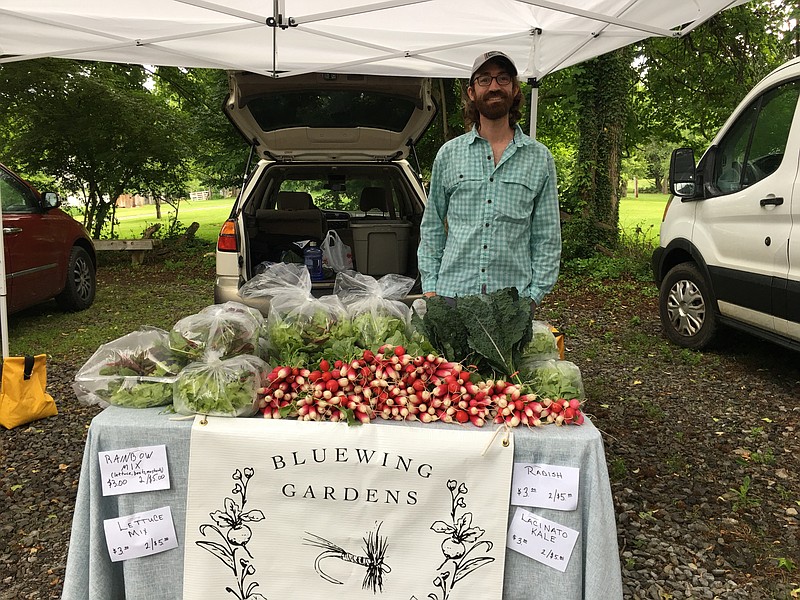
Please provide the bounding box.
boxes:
[457,288,531,377]
[418,288,531,378]
[414,295,472,364]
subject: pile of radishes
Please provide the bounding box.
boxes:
[258,345,584,427]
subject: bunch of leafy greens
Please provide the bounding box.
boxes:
[268,309,356,366]
[415,288,532,378]
[97,379,175,408]
[173,356,267,417]
[524,359,584,400]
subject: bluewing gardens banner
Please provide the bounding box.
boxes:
[183,417,514,600]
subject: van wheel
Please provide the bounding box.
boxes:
[659,263,718,349]
[56,246,96,312]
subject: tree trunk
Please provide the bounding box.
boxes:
[568,48,632,257]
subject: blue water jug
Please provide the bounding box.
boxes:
[304,241,324,281]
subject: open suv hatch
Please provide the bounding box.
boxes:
[215,71,436,314]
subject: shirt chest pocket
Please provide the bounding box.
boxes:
[444,173,483,220]
[495,171,536,223]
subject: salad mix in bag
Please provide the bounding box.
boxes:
[333,271,415,351]
[173,354,269,417]
[519,320,560,366]
[74,327,186,408]
[242,263,354,365]
[169,301,267,362]
[523,359,585,400]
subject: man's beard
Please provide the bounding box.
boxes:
[475,90,513,121]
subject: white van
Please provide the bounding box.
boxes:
[652,57,800,350]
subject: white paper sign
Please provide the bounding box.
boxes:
[511,462,579,511]
[507,507,579,572]
[98,444,170,496]
[183,417,514,600]
[104,506,179,562]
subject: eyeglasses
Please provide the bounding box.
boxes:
[472,73,513,87]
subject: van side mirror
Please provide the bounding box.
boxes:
[42,192,61,209]
[669,148,696,197]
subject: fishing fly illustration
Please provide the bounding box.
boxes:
[304,522,392,593]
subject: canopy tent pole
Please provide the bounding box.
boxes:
[0,208,9,358]
[528,78,539,140]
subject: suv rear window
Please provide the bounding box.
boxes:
[246,91,417,132]
[245,164,422,219]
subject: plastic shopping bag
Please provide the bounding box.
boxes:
[321,229,354,272]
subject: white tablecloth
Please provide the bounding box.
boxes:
[62,406,622,599]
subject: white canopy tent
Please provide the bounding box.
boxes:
[0,0,747,357]
[0,1,747,82]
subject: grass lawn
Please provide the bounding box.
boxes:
[102,197,236,242]
[618,193,670,243]
[83,193,671,244]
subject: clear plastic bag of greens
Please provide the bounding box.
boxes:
[519,320,560,366]
[73,327,186,408]
[168,301,267,362]
[524,359,585,400]
[245,263,354,365]
[173,354,268,417]
[333,271,414,351]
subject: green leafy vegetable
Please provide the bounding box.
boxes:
[413,296,472,364]
[417,288,532,378]
[96,379,175,408]
[74,328,186,408]
[173,355,268,417]
[524,359,584,400]
[169,304,266,362]
[268,309,355,366]
[519,321,559,367]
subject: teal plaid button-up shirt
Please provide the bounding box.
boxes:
[418,124,562,305]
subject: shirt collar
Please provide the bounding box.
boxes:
[468,123,532,146]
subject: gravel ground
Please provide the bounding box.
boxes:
[1,267,798,599]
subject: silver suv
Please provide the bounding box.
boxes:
[215,71,436,314]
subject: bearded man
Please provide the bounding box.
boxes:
[417,51,562,316]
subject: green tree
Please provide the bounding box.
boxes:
[0,59,192,238]
[637,1,795,150]
[415,78,465,182]
[150,67,249,190]
[558,47,635,259]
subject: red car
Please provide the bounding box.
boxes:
[0,163,96,313]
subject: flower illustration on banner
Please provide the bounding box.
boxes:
[428,480,495,600]
[196,467,267,600]
[304,522,392,593]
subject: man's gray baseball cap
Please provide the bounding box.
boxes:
[470,51,518,81]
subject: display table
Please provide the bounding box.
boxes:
[62,406,622,599]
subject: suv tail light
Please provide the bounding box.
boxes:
[217,219,238,252]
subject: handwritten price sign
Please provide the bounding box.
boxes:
[98,444,170,496]
[104,506,178,562]
[506,507,579,572]
[511,463,579,511]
